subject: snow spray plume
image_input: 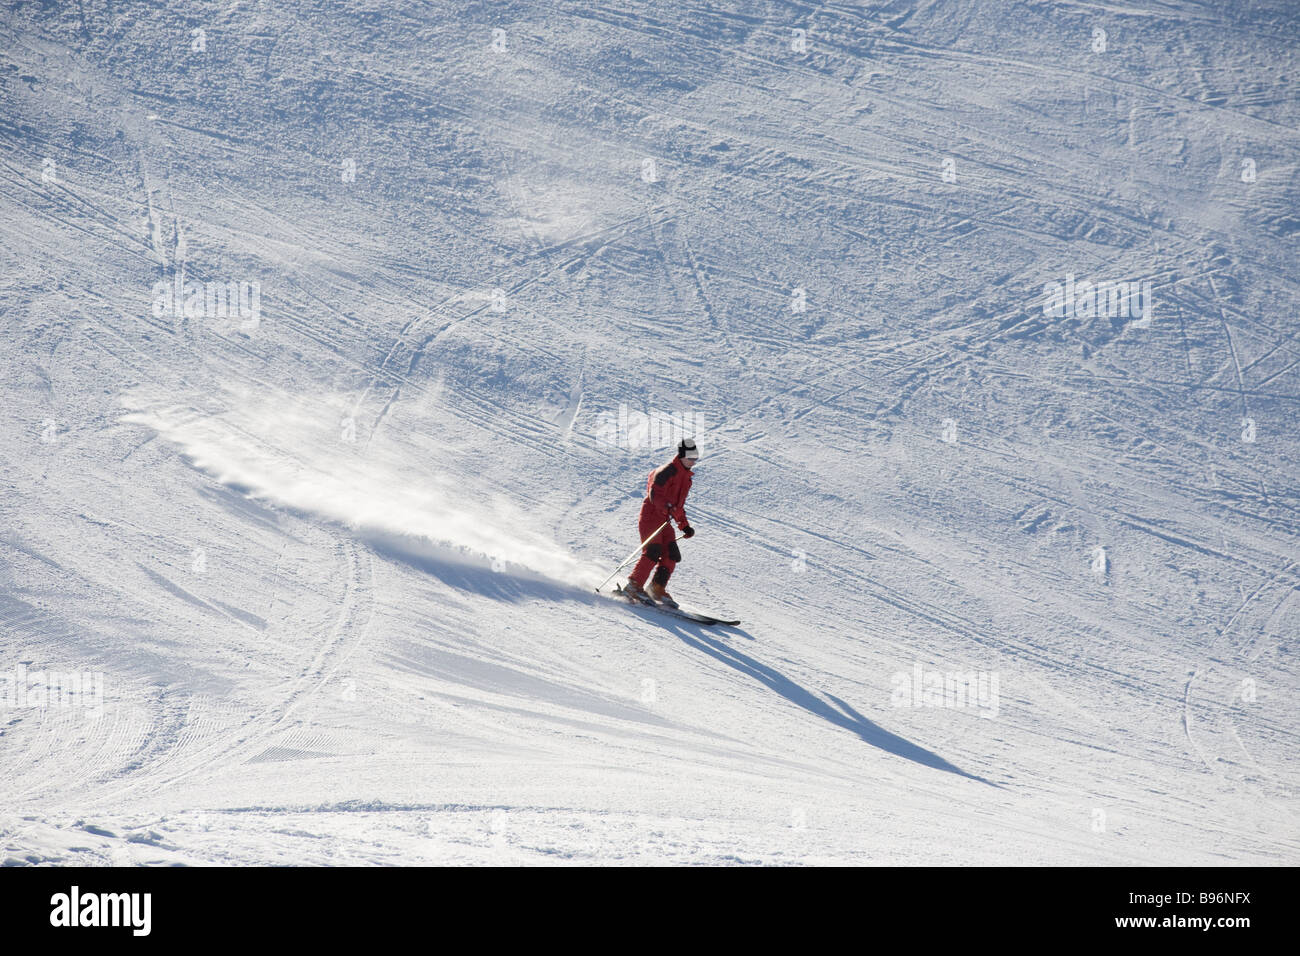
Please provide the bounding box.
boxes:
[121,388,600,587]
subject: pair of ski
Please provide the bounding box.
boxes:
[610,584,739,627]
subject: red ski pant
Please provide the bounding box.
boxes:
[628,505,680,589]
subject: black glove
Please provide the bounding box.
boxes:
[681,524,695,538]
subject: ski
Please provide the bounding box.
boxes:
[610,585,740,626]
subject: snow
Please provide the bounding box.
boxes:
[1,0,1297,865]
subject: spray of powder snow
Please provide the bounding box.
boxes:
[122,387,601,588]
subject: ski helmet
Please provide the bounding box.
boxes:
[678,437,700,461]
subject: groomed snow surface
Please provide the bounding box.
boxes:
[1,0,1297,865]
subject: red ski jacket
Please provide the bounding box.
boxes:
[643,455,693,528]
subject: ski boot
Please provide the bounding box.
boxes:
[622,580,651,604]
[647,582,678,607]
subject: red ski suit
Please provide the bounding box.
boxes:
[628,454,693,590]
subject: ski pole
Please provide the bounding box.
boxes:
[595,520,669,592]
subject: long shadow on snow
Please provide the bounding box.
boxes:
[366,535,988,783]
[633,609,994,785]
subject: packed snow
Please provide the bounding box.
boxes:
[1,0,1297,865]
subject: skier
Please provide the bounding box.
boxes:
[623,437,698,607]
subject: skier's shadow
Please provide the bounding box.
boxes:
[649,616,995,786]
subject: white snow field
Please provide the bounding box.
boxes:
[1,0,1297,866]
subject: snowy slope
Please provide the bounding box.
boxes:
[1,0,1297,865]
